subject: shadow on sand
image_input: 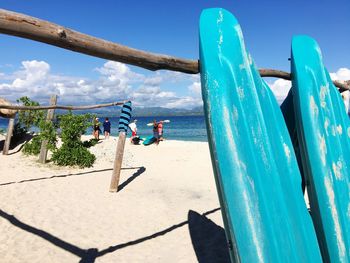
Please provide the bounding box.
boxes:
[188,210,230,263]
[118,166,146,192]
[0,207,226,262]
[0,133,34,154]
[0,167,145,188]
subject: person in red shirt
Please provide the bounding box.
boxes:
[128,119,138,143]
[157,121,164,141]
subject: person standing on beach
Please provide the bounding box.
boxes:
[152,120,158,144]
[93,117,101,140]
[158,121,164,141]
[128,119,138,143]
[103,117,111,139]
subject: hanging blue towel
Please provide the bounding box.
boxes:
[118,101,132,133]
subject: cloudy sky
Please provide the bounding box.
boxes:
[0,1,349,108]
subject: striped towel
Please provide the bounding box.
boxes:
[118,101,132,133]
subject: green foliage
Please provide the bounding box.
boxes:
[58,112,93,144]
[9,96,45,147]
[15,96,57,155]
[21,121,57,156]
[23,136,41,155]
[82,138,99,148]
[16,96,45,130]
[51,144,96,167]
[38,119,57,151]
[52,112,95,168]
[13,97,96,167]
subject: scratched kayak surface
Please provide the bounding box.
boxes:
[291,35,350,262]
[199,8,322,262]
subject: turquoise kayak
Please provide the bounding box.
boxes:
[199,8,322,262]
[291,35,350,262]
[142,136,156,146]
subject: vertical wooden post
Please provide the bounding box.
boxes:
[39,95,57,163]
[3,117,15,155]
[109,131,127,192]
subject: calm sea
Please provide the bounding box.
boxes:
[0,115,208,142]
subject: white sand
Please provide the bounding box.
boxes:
[0,135,229,262]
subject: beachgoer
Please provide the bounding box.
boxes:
[152,120,159,144]
[103,117,111,139]
[128,119,138,143]
[158,121,164,141]
[93,117,101,140]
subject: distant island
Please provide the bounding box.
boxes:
[130,106,204,117]
[59,106,204,117]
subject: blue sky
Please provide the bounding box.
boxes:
[0,1,349,108]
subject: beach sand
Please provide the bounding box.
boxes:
[0,134,230,262]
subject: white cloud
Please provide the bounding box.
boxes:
[159,71,194,83]
[267,78,291,102]
[266,67,350,104]
[188,81,201,96]
[2,60,348,110]
[96,61,143,84]
[143,76,163,86]
[0,60,205,109]
[330,68,350,81]
[331,68,350,113]
[164,96,203,109]
[0,60,50,93]
[130,86,177,107]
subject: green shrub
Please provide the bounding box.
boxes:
[38,119,57,151]
[51,144,95,167]
[23,136,41,155]
[51,112,95,168]
[23,120,58,156]
[57,112,92,142]
[17,96,45,130]
[8,96,44,145]
[15,97,49,149]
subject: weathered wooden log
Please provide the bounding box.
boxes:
[0,9,197,74]
[2,117,15,155]
[109,131,126,192]
[0,101,126,111]
[0,9,349,91]
[39,95,57,164]
[331,80,350,92]
[258,69,291,80]
[258,69,350,92]
[0,97,17,118]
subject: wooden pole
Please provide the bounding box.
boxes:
[2,117,15,155]
[109,131,126,192]
[39,95,57,163]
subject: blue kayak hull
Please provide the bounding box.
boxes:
[199,8,321,262]
[291,35,350,262]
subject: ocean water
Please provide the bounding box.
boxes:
[0,115,208,142]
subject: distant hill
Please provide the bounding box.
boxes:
[132,106,204,117]
[60,106,204,117]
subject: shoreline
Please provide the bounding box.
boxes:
[0,115,209,143]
